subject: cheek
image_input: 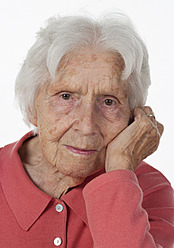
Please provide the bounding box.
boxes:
[101,112,130,145]
[99,105,123,122]
[38,103,77,140]
[51,98,74,115]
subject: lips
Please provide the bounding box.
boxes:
[64,145,97,156]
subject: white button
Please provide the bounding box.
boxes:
[56,204,64,213]
[54,237,62,246]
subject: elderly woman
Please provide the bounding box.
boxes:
[0,13,174,248]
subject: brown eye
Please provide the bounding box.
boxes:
[61,94,71,100]
[104,99,115,106]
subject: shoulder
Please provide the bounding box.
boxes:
[0,131,35,176]
[0,142,18,178]
[135,161,174,208]
[0,142,17,160]
[135,160,172,190]
[0,131,35,162]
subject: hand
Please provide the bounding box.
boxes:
[105,106,164,172]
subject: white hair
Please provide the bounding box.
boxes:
[15,12,151,127]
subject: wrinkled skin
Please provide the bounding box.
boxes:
[105,106,164,172]
[19,49,164,198]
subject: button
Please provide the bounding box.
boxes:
[56,204,64,213]
[54,237,62,246]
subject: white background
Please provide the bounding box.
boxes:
[0,0,174,187]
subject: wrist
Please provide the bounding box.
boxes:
[105,154,135,173]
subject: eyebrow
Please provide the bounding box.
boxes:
[50,86,127,106]
[52,70,127,99]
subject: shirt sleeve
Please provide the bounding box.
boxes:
[83,169,174,248]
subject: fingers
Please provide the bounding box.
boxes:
[142,106,164,137]
[106,106,164,171]
[130,106,163,165]
[134,106,164,137]
[141,106,157,126]
[132,106,164,161]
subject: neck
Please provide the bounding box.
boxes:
[18,136,85,198]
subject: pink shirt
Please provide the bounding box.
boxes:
[0,132,174,248]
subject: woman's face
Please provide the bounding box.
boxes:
[33,49,131,179]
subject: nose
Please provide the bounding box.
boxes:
[72,102,98,136]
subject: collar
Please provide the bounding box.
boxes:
[62,169,104,226]
[0,131,104,231]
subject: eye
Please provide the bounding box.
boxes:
[61,93,71,100]
[104,99,116,106]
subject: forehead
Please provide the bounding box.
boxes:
[58,49,124,76]
[49,49,127,95]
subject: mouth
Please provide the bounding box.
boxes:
[64,145,97,156]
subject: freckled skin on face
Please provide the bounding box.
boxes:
[33,49,131,179]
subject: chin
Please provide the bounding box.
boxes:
[44,145,106,178]
[58,160,104,179]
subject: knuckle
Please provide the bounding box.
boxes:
[160,123,164,132]
[147,106,153,112]
[142,106,153,113]
[157,122,164,135]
